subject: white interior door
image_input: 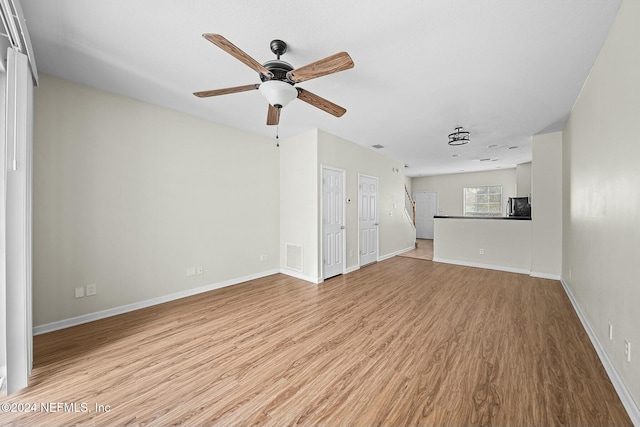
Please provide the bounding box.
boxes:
[359,175,378,266]
[415,192,437,239]
[322,167,345,280]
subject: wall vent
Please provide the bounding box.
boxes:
[285,243,303,271]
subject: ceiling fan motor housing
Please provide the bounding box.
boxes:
[260,60,295,84]
[260,39,295,85]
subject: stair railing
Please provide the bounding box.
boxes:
[404,186,416,227]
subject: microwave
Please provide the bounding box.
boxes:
[507,197,531,217]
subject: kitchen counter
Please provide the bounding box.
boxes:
[433,216,532,274]
[434,215,531,221]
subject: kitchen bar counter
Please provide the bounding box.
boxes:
[433,216,532,274]
[434,215,531,220]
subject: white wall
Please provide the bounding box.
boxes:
[516,162,532,197]
[0,63,6,377]
[563,0,640,410]
[531,133,562,278]
[279,129,319,281]
[434,218,532,273]
[33,75,280,326]
[317,130,414,269]
[404,175,412,197]
[412,169,517,216]
[279,129,414,280]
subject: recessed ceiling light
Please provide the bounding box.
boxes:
[508,146,518,150]
[372,144,384,149]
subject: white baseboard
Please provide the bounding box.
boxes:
[378,245,416,262]
[432,257,531,275]
[279,268,322,284]
[560,279,640,426]
[529,271,562,280]
[345,265,360,274]
[33,269,281,335]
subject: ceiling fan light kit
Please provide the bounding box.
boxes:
[194,34,354,126]
[258,80,298,108]
[448,126,470,146]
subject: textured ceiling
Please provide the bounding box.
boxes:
[21,0,620,176]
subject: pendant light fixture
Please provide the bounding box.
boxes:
[448,127,470,146]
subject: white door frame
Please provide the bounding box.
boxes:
[358,173,379,266]
[320,165,346,280]
[4,49,34,394]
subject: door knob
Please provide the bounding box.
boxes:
[374,223,379,226]
[340,226,345,229]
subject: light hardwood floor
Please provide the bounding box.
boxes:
[398,238,434,261]
[1,257,632,426]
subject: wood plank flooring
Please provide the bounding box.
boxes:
[0,257,632,426]
[398,239,434,261]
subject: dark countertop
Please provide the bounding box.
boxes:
[434,215,531,221]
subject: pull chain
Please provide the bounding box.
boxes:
[276,123,279,147]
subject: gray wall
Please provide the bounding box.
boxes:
[33,75,280,327]
[412,169,517,217]
[563,0,640,407]
[516,162,532,197]
[531,133,562,277]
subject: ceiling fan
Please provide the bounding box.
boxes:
[194,34,354,126]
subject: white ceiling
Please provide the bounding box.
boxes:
[21,0,620,177]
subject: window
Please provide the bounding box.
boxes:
[464,186,503,217]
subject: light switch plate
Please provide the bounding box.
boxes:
[75,287,85,298]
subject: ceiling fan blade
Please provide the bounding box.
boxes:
[203,34,272,78]
[267,104,280,126]
[296,88,347,117]
[287,52,354,83]
[193,84,259,98]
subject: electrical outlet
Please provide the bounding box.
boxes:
[75,287,85,298]
[196,266,204,275]
[86,284,97,296]
[624,340,631,362]
[186,267,196,277]
[608,323,613,340]
[479,248,485,255]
